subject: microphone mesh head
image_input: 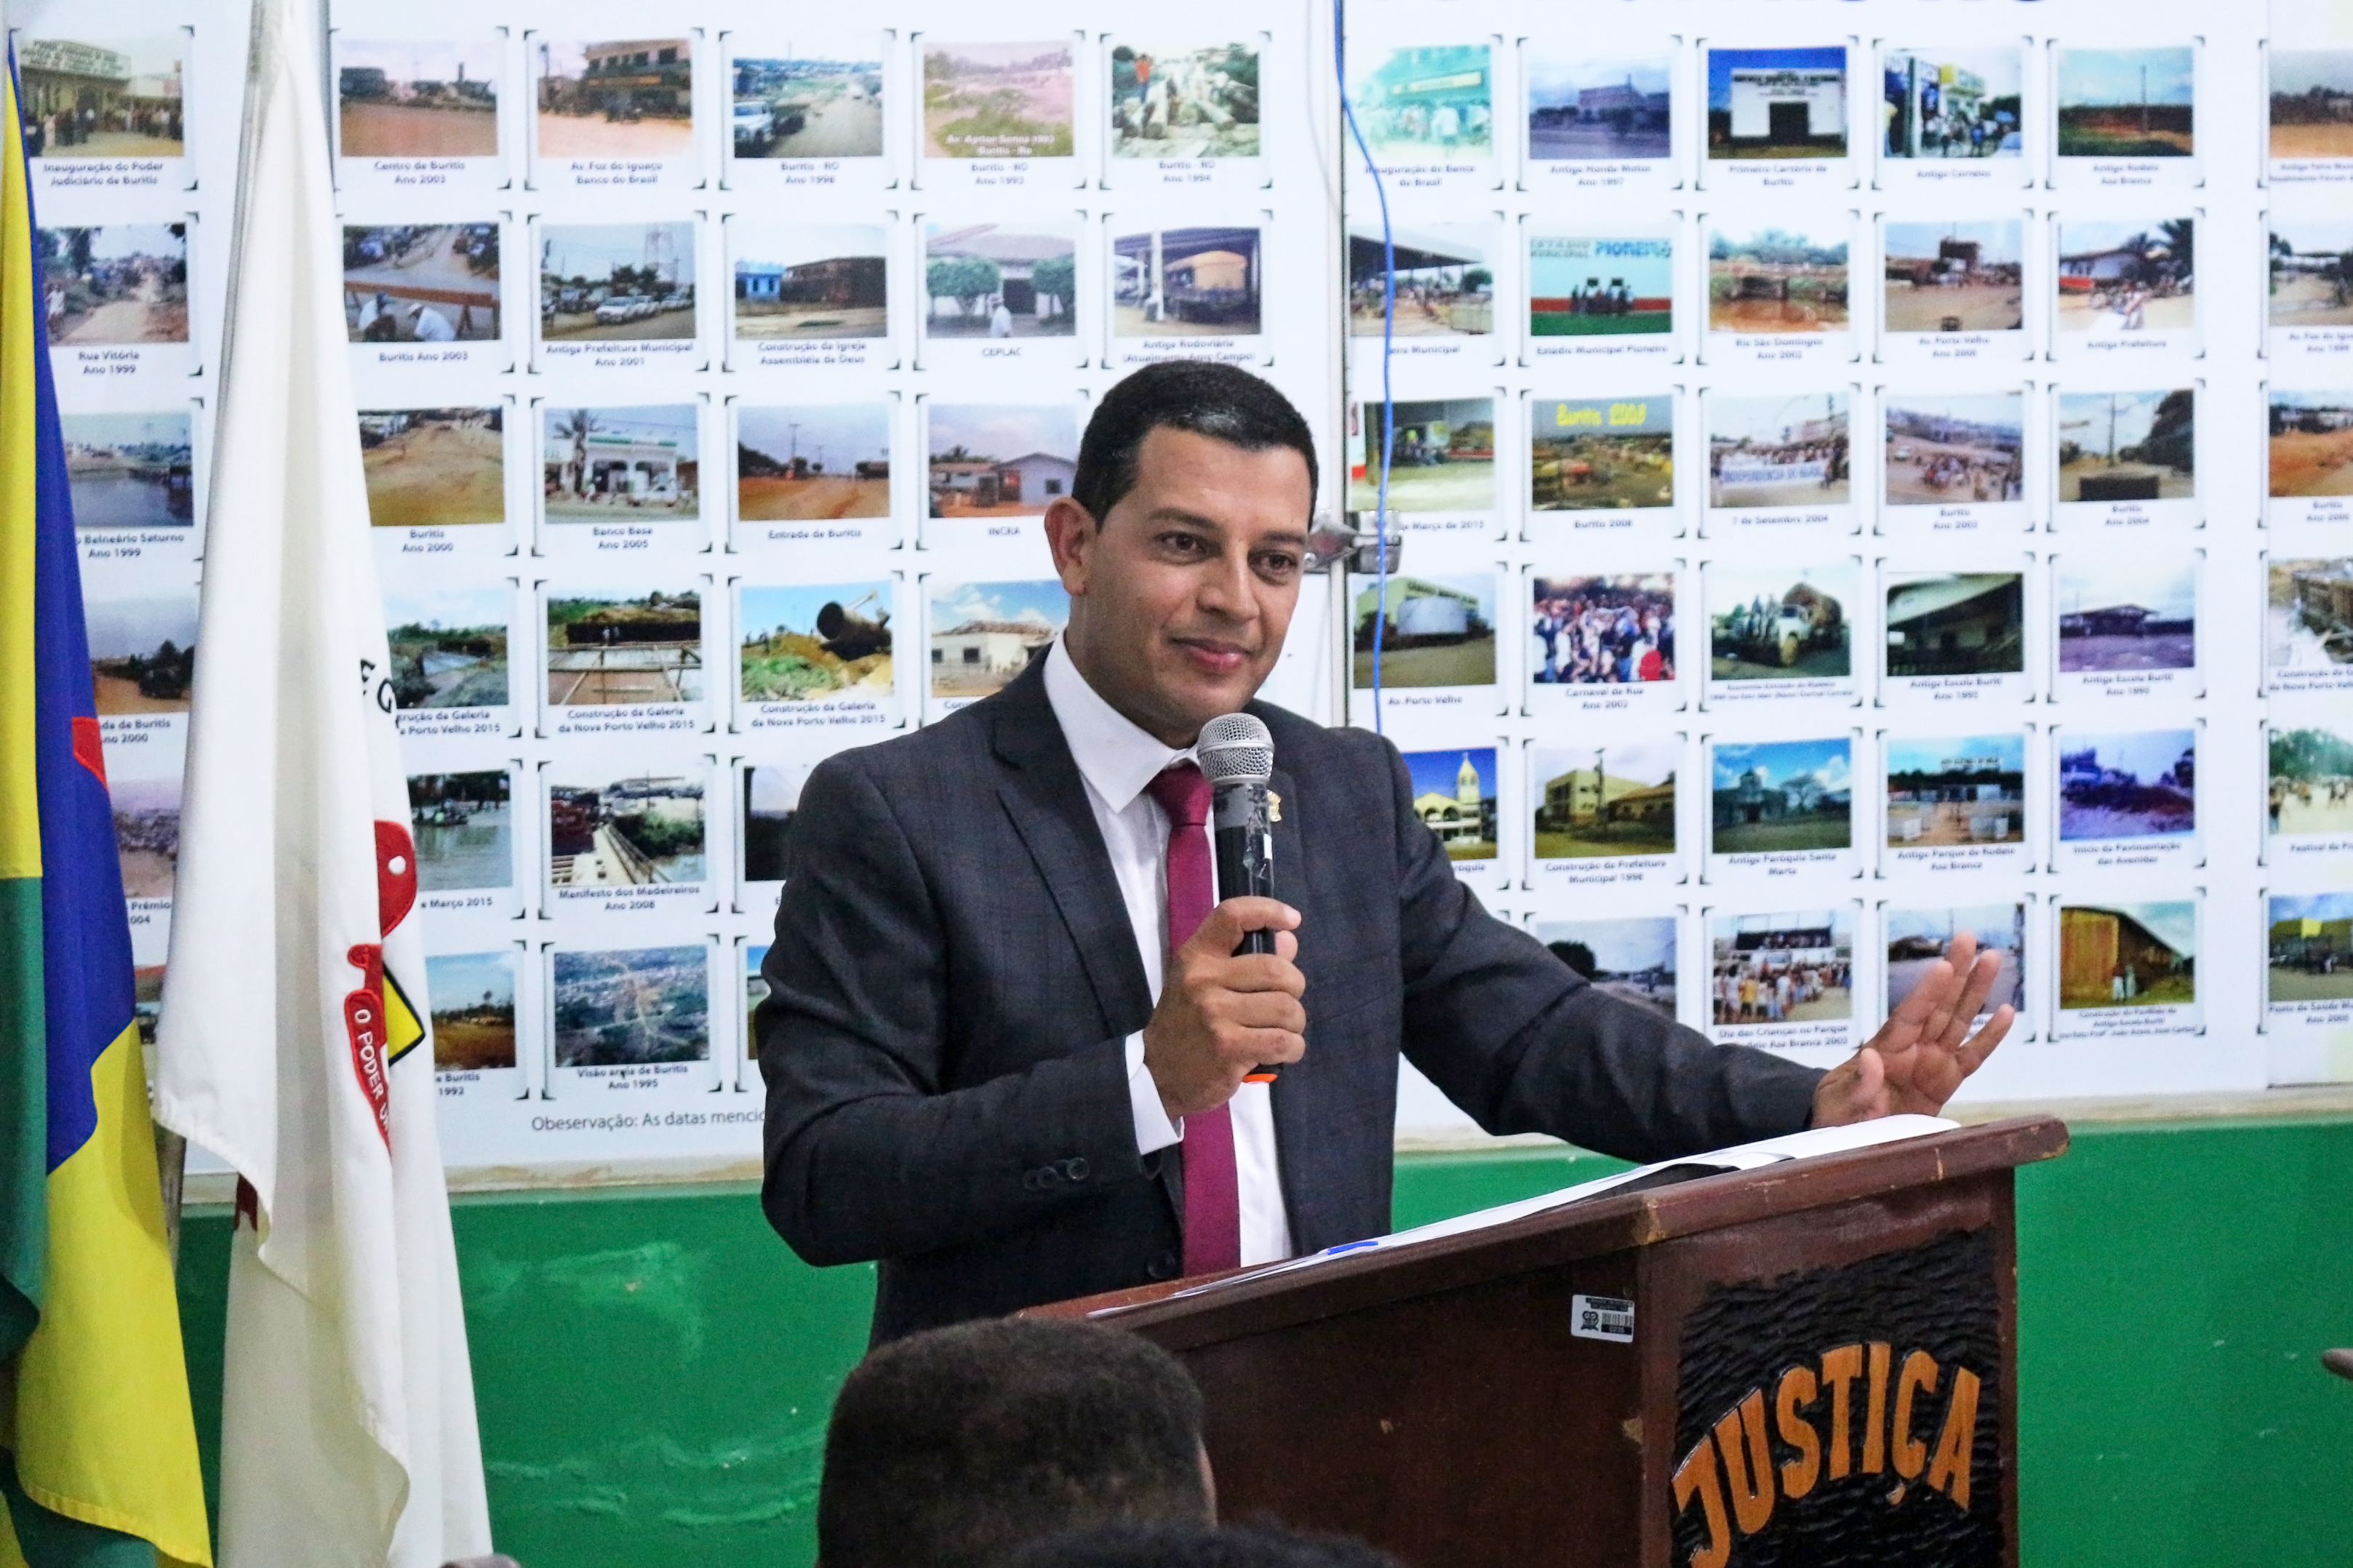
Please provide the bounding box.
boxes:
[1198,712,1274,786]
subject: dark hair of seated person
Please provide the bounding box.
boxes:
[999,1521,1406,1568]
[818,1318,1213,1568]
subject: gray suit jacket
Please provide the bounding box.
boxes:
[756,660,1825,1342]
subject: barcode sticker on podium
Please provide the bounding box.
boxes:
[1571,1295,1636,1343]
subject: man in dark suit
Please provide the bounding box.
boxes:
[759,364,2010,1343]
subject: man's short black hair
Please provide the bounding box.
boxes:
[1002,1523,1405,1568]
[818,1318,1212,1568]
[1072,362,1318,525]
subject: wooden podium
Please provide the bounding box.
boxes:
[1034,1116,2067,1568]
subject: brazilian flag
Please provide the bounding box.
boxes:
[0,49,211,1568]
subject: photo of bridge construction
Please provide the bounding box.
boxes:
[545,589,703,706]
[548,773,706,891]
[2269,558,2353,671]
[343,224,499,343]
[386,583,509,711]
[551,945,708,1068]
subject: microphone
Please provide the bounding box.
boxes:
[1199,713,1282,1084]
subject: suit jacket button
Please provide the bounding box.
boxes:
[1062,1157,1090,1182]
[1146,1251,1178,1281]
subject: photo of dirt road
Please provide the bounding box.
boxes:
[359,407,504,527]
[2272,393,2353,497]
[39,225,188,345]
[336,40,499,157]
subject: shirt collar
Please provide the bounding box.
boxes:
[1044,638,1194,813]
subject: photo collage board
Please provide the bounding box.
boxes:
[305,0,1341,1170]
[17,0,249,1102]
[1343,0,2341,1123]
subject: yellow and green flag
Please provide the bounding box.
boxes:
[0,47,212,1568]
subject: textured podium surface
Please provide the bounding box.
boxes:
[1039,1116,2071,1567]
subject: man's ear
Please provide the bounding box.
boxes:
[1043,496,1098,597]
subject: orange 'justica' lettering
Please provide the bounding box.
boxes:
[1892,1350,1941,1479]
[1861,1342,1892,1474]
[1672,1433,1733,1568]
[1714,1391,1777,1535]
[1775,1364,1821,1500]
[1926,1366,1983,1510]
[1818,1343,1863,1479]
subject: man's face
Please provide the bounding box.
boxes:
[1047,426,1312,747]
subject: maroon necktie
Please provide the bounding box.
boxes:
[1146,762,1242,1276]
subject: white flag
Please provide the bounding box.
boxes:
[153,0,490,1563]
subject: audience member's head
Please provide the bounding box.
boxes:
[1000,1522,1405,1568]
[818,1318,1213,1568]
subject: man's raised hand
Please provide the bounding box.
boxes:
[1143,898,1306,1122]
[1811,931,2013,1127]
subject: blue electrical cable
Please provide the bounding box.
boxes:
[1334,0,1396,735]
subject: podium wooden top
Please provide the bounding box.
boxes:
[1030,1116,2067,1352]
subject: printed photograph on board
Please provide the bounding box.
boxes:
[925,223,1076,339]
[2269,219,2353,331]
[928,580,1068,701]
[1711,737,1853,855]
[1882,221,2024,335]
[83,588,196,717]
[1707,223,1848,335]
[1530,399,1673,513]
[335,41,498,159]
[2269,893,2353,1002]
[922,41,1075,160]
[1531,740,1677,862]
[731,48,883,160]
[1353,575,1497,690]
[2271,391,2353,497]
[1349,399,1495,513]
[18,37,185,159]
[1114,226,1263,337]
[1402,748,1498,861]
[549,771,706,889]
[2056,47,2194,159]
[1530,573,1674,686]
[112,774,179,901]
[62,410,193,529]
[1535,916,1678,1021]
[1706,47,1847,161]
[1885,734,2026,848]
[740,583,893,703]
[551,945,708,1067]
[426,950,516,1073]
[1708,394,1850,508]
[2270,52,2353,161]
[1887,905,2024,1016]
[407,771,512,893]
[746,943,769,1060]
[741,767,803,884]
[1344,44,1494,161]
[2056,388,2193,503]
[1884,572,2024,679]
[344,225,500,343]
[358,407,504,528]
[1528,234,1670,339]
[38,225,188,345]
[385,583,509,712]
[537,40,694,160]
[738,404,890,521]
[2057,729,2197,842]
[2269,727,2353,841]
[1349,225,1493,339]
[542,405,697,521]
[1883,395,2024,506]
[1109,41,1261,160]
[1711,910,1853,1025]
[927,405,1079,519]
[733,223,886,340]
[2058,901,2194,1010]
[1707,562,1853,682]
[2268,559,2353,673]
[1524,50,1671,163]
[540,223,697,343]
[1882,49,2021,160]
[2056,219,2194,335]
[2056,557,2195,673]
[546,590,703,706]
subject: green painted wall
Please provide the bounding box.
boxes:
[175,1118,2353,1566]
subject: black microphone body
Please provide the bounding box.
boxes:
[1212,778,1276,956]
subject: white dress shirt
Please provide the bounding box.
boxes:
[1042,639,1295,1266]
